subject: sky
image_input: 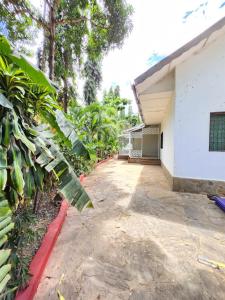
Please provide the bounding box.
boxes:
[30,0,225,112]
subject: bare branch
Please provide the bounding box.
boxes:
[5,1,50,31]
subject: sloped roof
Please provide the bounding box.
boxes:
[124,123,145,133]
[132,16,225,124]
[134,16,225,87]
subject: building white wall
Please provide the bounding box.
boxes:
[174,34,225,181]
[160,95,175,176]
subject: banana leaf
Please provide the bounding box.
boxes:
[34,127,92,211]
[0,193,14,296]
[0,94,13,110]
[55,110,89,158]
[0,35,55,93]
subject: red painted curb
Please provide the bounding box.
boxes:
[16,200,69,300]
[79,174,85,182]
[15,157,112,299]
[96,156,112,167]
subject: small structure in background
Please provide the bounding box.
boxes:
[118,124,161,165]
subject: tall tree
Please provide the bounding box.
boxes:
[83,56,102,105]
[0,0,37,53]
[103,85,129,112]
[0,0,133,111]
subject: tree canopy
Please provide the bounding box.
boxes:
[0,0,133,110]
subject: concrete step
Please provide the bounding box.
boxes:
[128,157,161,165]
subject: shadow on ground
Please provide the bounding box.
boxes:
[35,160,225,300]
[127,165,225,234]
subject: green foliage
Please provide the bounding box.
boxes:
[69,100,125,164]
[0,38,91,211]
[0,37,92,294]
[125,114,140,127]
[68,84,140,170]
[34,126,91,210]
[103,85,129,111]
[0,1,133,111]
[8,208,39,292]
[87,0,133,57]
[55,110,89,158]
[0,0,37,50]
[0,35,56,94]
[0,193,14,297]
[103,85,140,128]
[62,148,95,177]
[83,57,102,105]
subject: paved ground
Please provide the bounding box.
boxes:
[35,159,225,300]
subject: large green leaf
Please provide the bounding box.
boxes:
[0,94,13,110]
[0,35,55,93]
[0,193,14,296]
[55,110,89,157]
[9,54,55,93]
[34,128,92,211]
[13,112,36,153]
[0,37,12,56]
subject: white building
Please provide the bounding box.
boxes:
[132,17,225,194]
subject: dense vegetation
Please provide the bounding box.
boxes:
[0,0,133,111]
[0,0,139,297]
[0,36,93,298]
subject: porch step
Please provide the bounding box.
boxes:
[128,157,161,165]
[118,154,129,160]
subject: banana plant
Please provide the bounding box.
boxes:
[69,102,120,160]
[0,37,92,294]
[34,125,92,210]
[0,35,55,93]
[0,37,91,208]
[0,193,14,295]
[55,110,89,158]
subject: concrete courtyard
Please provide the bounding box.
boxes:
[35,159,225,300]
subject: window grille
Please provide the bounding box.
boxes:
[209,112,225,151]
[142,126,159,135]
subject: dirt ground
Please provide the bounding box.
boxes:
[35,159,225,300]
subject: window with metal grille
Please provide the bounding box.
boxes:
[209,112,225,151]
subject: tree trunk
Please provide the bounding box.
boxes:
[41,35,48,71]
[62,49,69,112]
[33,190,41,214]
[48,4,56,80]
[63,76,69,113]
[40,1,48,72]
